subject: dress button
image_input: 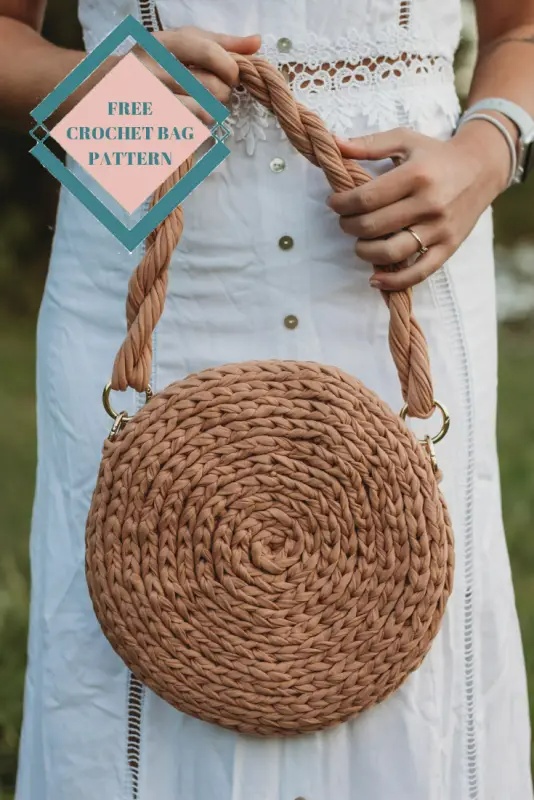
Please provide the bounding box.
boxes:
[284,314,299,329]
[277,36,292,52]
[278,235,294,250]
[270,157,286,173]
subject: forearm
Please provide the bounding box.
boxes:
[0,16,118,130]
[468,23,534,114]
[451,21,534,194]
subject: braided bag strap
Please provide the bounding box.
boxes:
[110,53,435,420]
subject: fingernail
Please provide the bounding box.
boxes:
[369,278,382,288]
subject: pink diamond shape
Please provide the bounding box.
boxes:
[50,52,212,214]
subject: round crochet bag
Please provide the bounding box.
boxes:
[85,53,454,737]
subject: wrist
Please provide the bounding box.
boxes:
[452,117,515,196]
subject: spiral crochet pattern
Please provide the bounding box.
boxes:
[86,53,454,737]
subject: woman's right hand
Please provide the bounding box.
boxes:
[134,27,262,124]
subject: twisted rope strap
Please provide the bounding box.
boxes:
[86,53,454,737]
[111,54,435,421]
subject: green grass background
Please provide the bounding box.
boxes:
[0,312,533,797]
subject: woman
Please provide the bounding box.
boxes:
[1,0,533,798]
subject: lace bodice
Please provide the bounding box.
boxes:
[78,0,463,154]
[227,33,458,155]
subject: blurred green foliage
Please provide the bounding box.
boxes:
[0,322,34,796]
[0,0,532,796]
[0,0,82,318]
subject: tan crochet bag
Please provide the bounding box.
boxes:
[85,53,454,737]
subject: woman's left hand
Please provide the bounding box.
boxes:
[326,124,511,290]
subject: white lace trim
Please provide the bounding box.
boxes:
[227,30,460,156]
[256,26,453,65]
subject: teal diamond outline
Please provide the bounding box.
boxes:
[30,124,50,144]
[29,15,231,251]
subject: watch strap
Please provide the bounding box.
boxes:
[464,98,534,140]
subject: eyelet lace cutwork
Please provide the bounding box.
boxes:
[226,30,460,156]
[124,674,145,800]
[137,0,159,32]
[399,0,411,28]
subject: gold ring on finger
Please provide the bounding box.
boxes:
[403,226,429,256]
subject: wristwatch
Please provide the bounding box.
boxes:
[458,97,534,184]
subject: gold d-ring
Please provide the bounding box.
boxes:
[102,381,153,423]
[399,399,450,444]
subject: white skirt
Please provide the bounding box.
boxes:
[15,96,532,800]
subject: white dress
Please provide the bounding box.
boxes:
[15,0,533,798]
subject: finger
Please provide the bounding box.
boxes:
[355,223,437,265]
[333,127,419,162]
[175,95,214,126]
[185,70,234,103]
[135,56,186,93]
[339,197,427,240]
[157,29,260,87]
[138,60,232,105]
[369,245,450,290]
[198,29,262,55]
[328,161,420,215]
